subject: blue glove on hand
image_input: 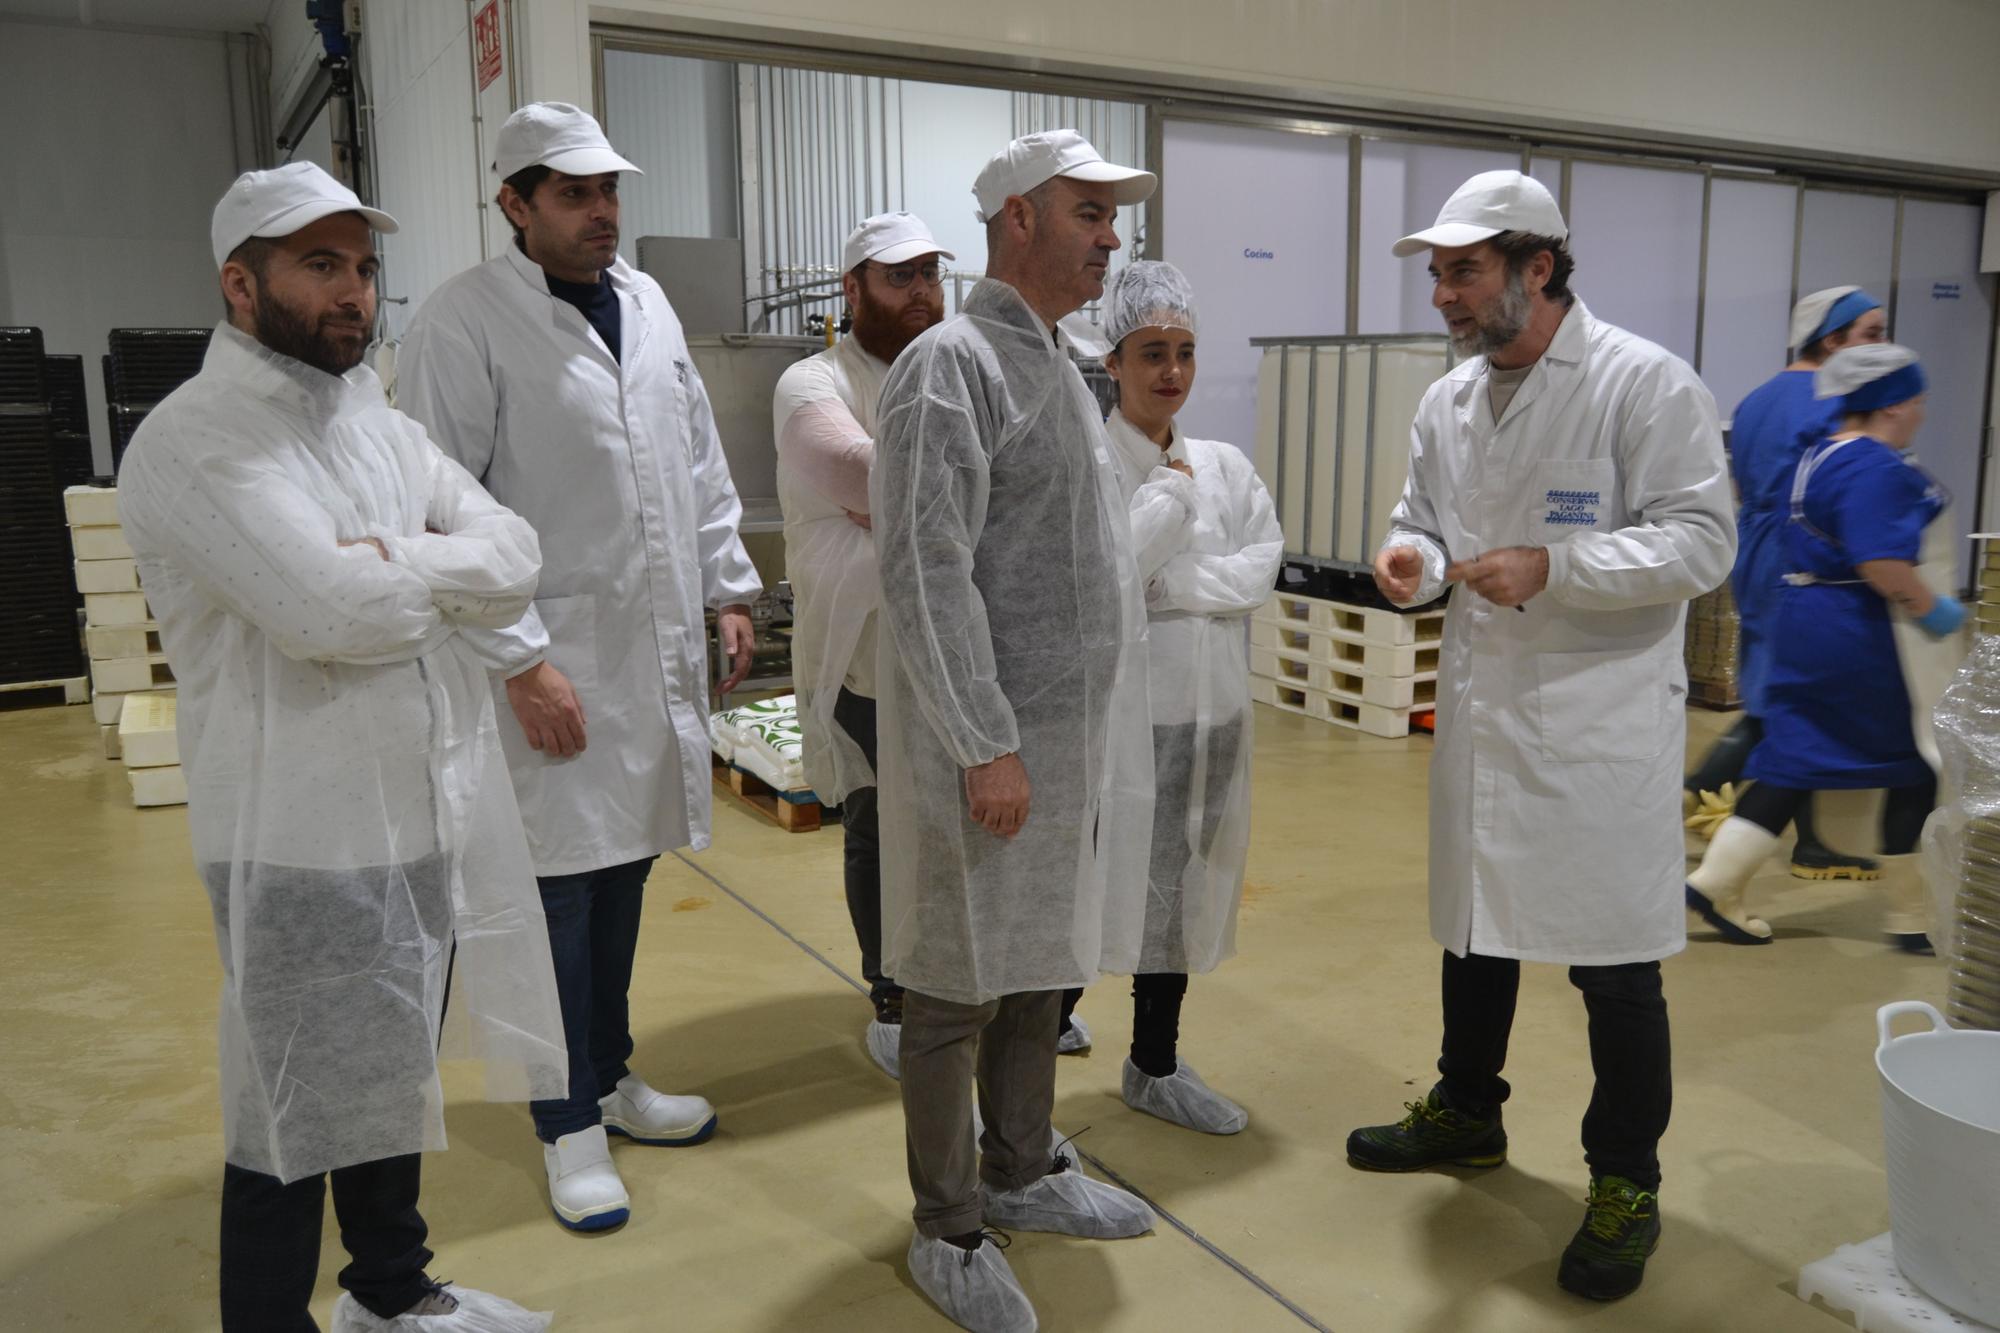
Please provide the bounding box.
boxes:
[1917,594,1966,638]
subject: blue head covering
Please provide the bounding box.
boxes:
[1789,285,1883,351]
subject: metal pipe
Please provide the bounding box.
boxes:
[1304,346,1321,556]
[1694,169,1712,373]
[1274,346,1291,545]
[1361,346,1380,556]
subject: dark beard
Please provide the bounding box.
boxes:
[253,291,368,376]
[850,288,939,363]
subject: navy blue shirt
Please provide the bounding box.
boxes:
[546,268,622,364]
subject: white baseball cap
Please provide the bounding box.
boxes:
[210,161,398,269]
[971,129,1155,224]
[494,101,642,182]
[1393,169,1567,258]
[842,212,955,273]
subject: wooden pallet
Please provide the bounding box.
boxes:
[1250,674,1422,738]
[711,755,822,832]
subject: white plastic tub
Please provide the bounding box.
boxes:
[1875,1000,2000,1325]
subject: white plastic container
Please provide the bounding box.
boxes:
[1874,1000,2000,1325]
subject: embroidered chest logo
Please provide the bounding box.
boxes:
[1544,488,1601,526]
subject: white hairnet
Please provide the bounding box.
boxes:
[1105,260,1198,349]
[1789,285,1880,351]
[1815,342,1920,399]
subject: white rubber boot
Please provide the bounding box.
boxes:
[542,1125,630,1231]
[1685,816,1778,944]
[1879,853,1934,954]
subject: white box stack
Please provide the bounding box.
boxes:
[1248,592,1444,738]
[63,485,173,746]
[116,690,185,807]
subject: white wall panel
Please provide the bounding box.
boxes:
[1700,176,1796,422]
[1565,161,1704,365]
[1895,199,1995,586]
[1798,188,1895,305]
[1161,119,1348,455]
[604,48,738,264]
[1356,140,1519,334]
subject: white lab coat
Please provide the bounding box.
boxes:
[1108,410,1283,973]
[397,247,762,874]
[1384,301,1735,965]
[773,335,888,803]
[117,322,567,1182]
[871,279,1155,1004]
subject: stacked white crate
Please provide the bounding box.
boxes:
[117,689,185,807]
[63,485,173,755]
[1249,592,1445,738]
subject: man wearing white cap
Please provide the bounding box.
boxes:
[398,102,760,1233]
[771,211,954,1079]
[1682,286,1887,900]
[1346,170,1734,1302]
[872,130,1159,1332]
[119,161,562,1330]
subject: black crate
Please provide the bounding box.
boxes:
[0,328,47,406]
[110,406,150,471]
[50,431,93,492]
[43,354,88,434]
[106,328,210,406]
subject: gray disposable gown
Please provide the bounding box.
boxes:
[871,279,1155,1005]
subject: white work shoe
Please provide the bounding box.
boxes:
[598,1074,718,1145]
[866,1018,902,1080]
[907,1232,1037,1333]
[982,1161,1155,1239]
[1121,1058,1249,1135]
[1685,816,1778,944]
[542,1125,630,1232]
[330,1285,552,1331]
[1057,1014,1092,1054]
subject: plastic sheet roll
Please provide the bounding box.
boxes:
[1922,632,2000,1030]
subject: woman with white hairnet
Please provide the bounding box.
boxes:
[1686,344,1962,951]
[1061,260,1283,1134]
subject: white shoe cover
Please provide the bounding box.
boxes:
[1686,816,1777,940]
[1121,1058,1248,1135]
[1057,1014,1091,1054]
[598,1074,717,1145]
[907,1233,1037,1333]
[982,1164,1154,1239]
[866,1019,902,1080]
[330,1287,552,1333]
[543,1125,630,1230]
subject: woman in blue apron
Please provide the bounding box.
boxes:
[1685,344,1960,950]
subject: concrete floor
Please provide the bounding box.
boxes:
[0,699,1942,1331]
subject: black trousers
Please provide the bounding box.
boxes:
[1736,776,1937,855]
[1058,974,1188,1077]
[835,688,902,1014]
[1437,950,1672,1192]
[219,1154,431,1332]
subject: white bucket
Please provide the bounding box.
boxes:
[1874,1000,2000,1325]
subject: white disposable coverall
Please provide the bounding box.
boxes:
[871,279,1155,1005]
[396,247,762,873]
[1108,409,1283,973]
[1383,301,1735,966]
[773,334,887,803]
[118,322,567,1182]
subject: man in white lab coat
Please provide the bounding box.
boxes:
[1345,171,1734,1303]
[398,103,762,1234]
[772,210,953,1080]
[120,162,561,1332]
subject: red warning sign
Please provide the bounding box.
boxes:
[474,0,503,92]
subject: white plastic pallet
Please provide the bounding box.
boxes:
[1250,616,1439,677]
[101,723,121,761]
[69,525,131,561]
[84,591,150,627]
[0,676,89,705]
[1261,593,1445,649]
[128,764,187,808]
[62,485,119,528]
[73,558,138,594]
[90,653,174,695]
[1250,648,1438,710]
[85,622,162,661]
[1797,1233,1995,1332]
[90,682,174,726]
[1250,673,1421,738]
[117,691,178,770]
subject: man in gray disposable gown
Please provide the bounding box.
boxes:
[871,129,1160,1333]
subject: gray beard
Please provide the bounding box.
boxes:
[1449,270,1533,359]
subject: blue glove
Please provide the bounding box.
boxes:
[1917,595,1966,638]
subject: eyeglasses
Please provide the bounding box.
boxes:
[869,261,943,289]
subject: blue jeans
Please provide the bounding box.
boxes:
[530,856,657,1141]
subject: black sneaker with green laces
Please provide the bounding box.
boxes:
[1558,1175,1661,1300]
[1345,1086,1507,1172]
